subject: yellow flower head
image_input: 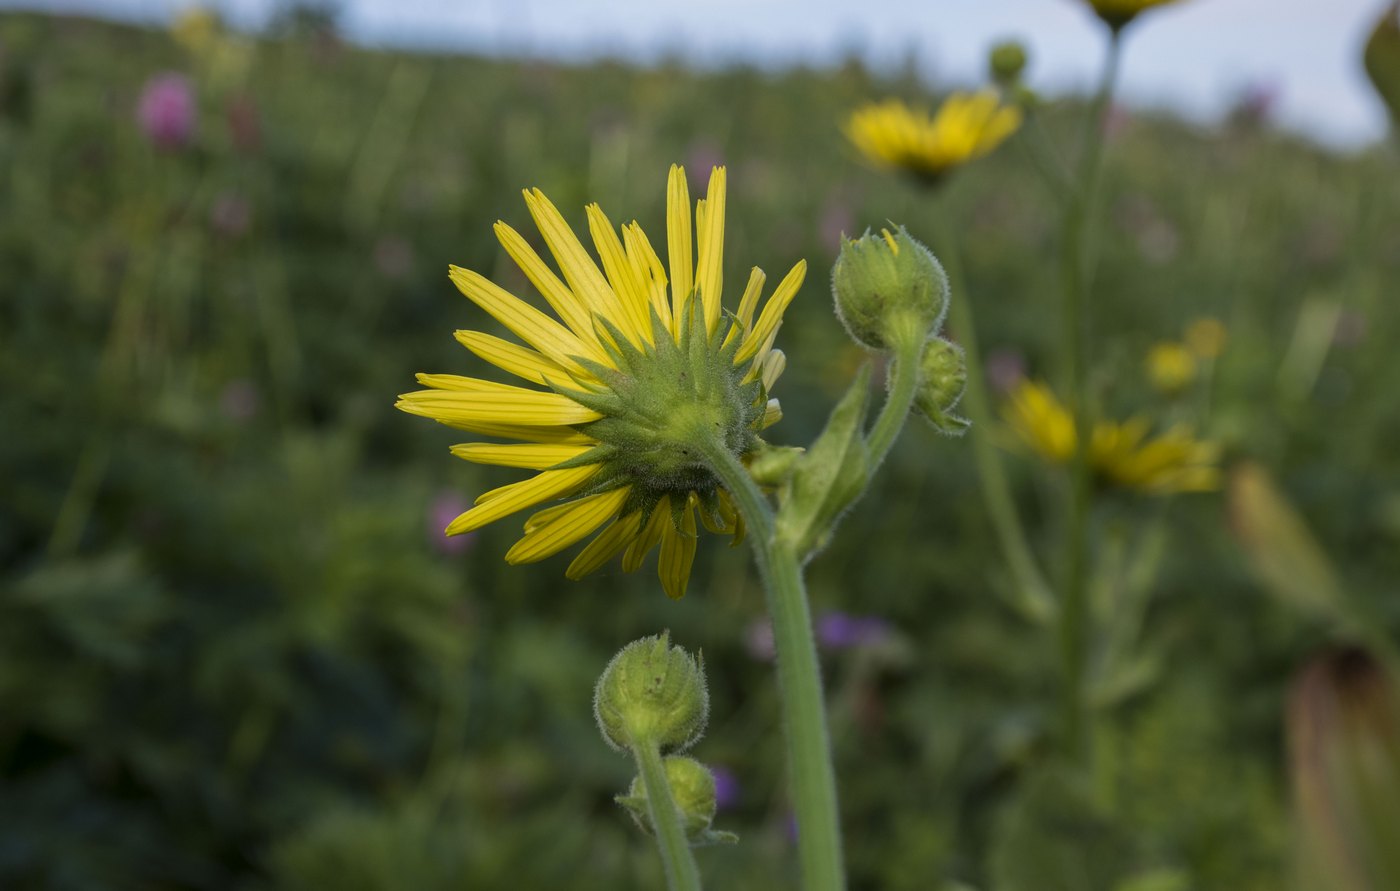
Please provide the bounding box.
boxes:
[845,91,1022,183]
[1081,0,1181,30]
[397,165,806,599]
[1145,341,1196,395]
[1002,379,1220,494]
[1184,316,1227,359]
[172,7,220,54]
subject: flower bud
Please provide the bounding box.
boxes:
[912,336,970,435]
[1366,2,1400,125]
[832,226,949,353]
[616,756,739,846]
[594,632,708,753]
[989,40,1028,86]
[747,442,804,487]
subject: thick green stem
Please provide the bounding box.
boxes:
[1058,31,1122,757]
[865,335,924,472]
[697,440,845,891]
[929,205,1055,620]
[634,740,704,891]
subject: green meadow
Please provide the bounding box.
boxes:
[3,10,1399,889]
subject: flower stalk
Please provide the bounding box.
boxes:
[693,434,846,891]
[1058,29,1123,757]
[928,204,1055,619]
[634,741,705,891]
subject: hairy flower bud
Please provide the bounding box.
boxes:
[616,756,737,845]
[594,632,708,753]
[912,336,970,435]
[832,226,949,353]
[989,40,1029,85]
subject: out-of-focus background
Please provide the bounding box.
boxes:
[2,1,1398,889]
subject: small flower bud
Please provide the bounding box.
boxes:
[747,442,804,487]
[989,40,1028,85]
[617,757,739,846]
[832,226,949,353]
[594,632,708,753]
[912,336,970,435]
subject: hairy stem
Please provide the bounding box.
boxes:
[697,439,845,891]
[865,334,925,472]
[634,740,704,891]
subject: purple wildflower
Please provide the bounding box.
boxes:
[816,611,892,650]
[136,72,196,150]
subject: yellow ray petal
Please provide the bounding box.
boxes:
[622,495,671,573]
[506,486,631,564]
[434,418,591,444]
[452,330,586,387]
[694,166,727,334]
[445,466,599,535]
[450,442,592,469]
[414,373,543,393]
[623,222,673,333]
[449,266,591,369]
[657,499,698,600]
[567,510,643,579]
[586,204,651,344]
[522,188,627,325]
[717,489,746,546]
[735,259,806,364]
[396,388,601,427]
[760,398,783,429]
[721,267,767,350]
[760,348,786,392]
[493,220,601,348]
[666,165,693,327]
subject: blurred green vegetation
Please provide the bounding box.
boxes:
[2,10,1399,890]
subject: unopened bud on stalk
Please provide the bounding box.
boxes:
[912,336,970,435]
[832,226,949,353]
[616,756,736,844]
[594,632,708,753]
[989,40,1029,86]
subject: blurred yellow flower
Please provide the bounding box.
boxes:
[1004,379,1077,463]
[397,165,804,599]
[171,7,220,54]
[1185,316,1227,359]
[845,92,1022,182]
[1082,0,1181,29]
[1146,341,1196,394]
[1002,380,1220,494]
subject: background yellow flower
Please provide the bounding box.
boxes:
[845,92,1022,182]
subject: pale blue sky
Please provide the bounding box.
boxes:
[16,0,1395,147]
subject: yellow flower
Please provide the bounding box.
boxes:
[1145,341,1196,394]
[1092,419,1221,494]
[845,92,1022,182]
[1003,379,1077,463]
[1081,0,1181,30]
[397,165,805,599]
[1184,316,1227,359]
[171,7,220,54]
[1001,380,1220,494]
